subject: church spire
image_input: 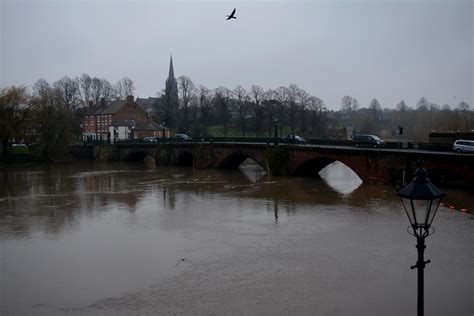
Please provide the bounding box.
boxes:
[169,55,175,80]
[164,54,179,129]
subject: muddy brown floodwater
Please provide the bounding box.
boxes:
[0,161,472,315]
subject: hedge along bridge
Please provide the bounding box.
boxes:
[91,142,474,184]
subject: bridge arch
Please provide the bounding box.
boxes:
[123,149,154,162]
[216,151,266,171]
[175,151,194,166]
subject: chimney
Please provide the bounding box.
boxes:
[127,95,134,103]
[100,98,106,108]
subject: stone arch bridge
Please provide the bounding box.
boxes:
[92,142,474,184]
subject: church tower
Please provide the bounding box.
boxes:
[163,55,179,128]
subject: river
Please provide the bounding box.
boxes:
[0,161,472,315]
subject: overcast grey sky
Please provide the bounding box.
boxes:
[1,0,472,110]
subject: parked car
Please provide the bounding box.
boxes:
[353,134,385,148]
[173,134,192,142]
[285,134,306,144]
[143,137,157,143]
[453,139,474,153]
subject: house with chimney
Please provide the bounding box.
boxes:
[82,56,178,142]
[83,95,167,142]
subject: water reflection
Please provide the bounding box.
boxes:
[319,161,363,195]
[239,158,266,183]
[1,162,471,240]
[0,162,422,239]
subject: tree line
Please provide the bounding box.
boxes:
[337,95,472,141]
[169,78,327,139]
[0,73,472,159]
[161,77,472,142]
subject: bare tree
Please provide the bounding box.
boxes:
[297,88,310,135]
[417,97,430,110]
[429,103,440,111]
[53,76,81,110]
[284,84,302,134]
[250,85,265,136]
[441,104,451,111]
[341,95,359,112]
[369,98,382,116]
[214,86,233,137]
[32,79,73,160]
[250,85,264,105]
[396,100,408,111]
[114,77,135,100]
[234,85,250,136]
[33,79,52,100]
[273,86,287,135]
[263,89,278,137]
[90,77,103,105]
[457,101,470,111]
[78,74,92,106]
[178,76,195,133]
[122,77,135,96]
[100,79,114,101]
[198,85,212,135]
[114,80,124,100]
[307,96,325,137]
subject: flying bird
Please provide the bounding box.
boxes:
[226,8,237,20]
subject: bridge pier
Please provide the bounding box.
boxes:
[144,155,156,169]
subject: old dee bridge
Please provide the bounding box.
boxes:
[87,142,474,184]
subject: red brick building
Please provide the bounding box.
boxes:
[83,96,149,141]
[83,95,171,142]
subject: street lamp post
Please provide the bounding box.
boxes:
[397,161,445,316]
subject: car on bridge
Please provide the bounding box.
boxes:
[285,134,306,144]
[143,137,158,143]
[352,134,385,148]
[453,139,474,153]
[173,134,192,142]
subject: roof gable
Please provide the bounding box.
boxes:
[99,100,127,115]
